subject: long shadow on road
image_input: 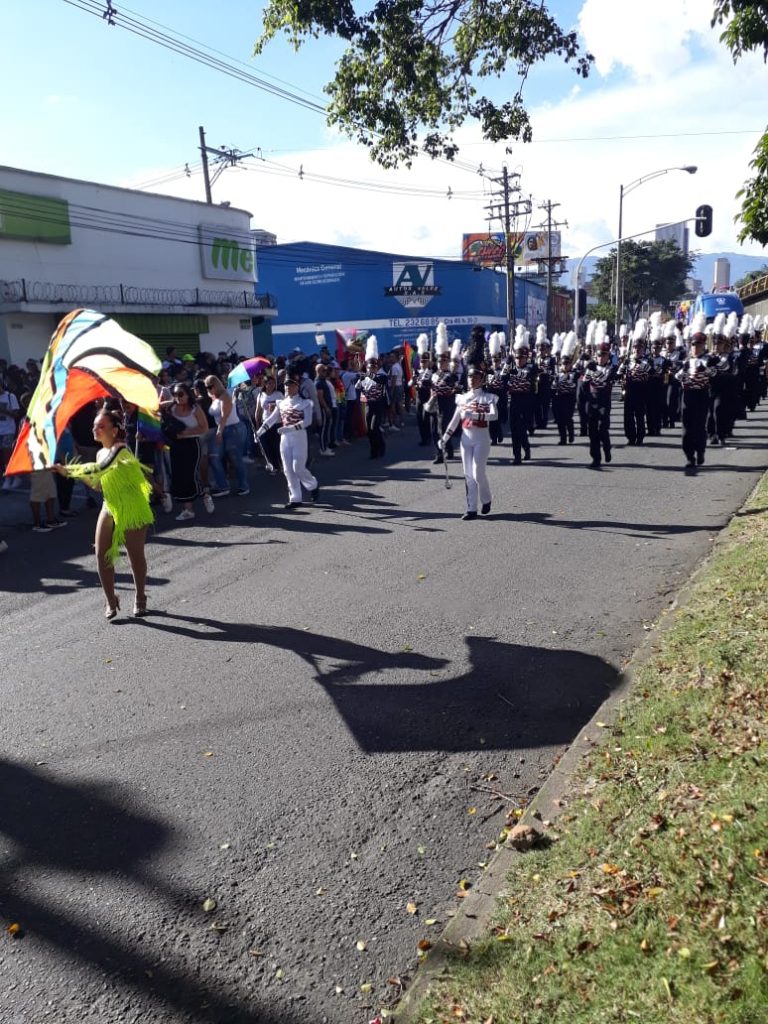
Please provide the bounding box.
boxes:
[0,759,302,1024]
[131,616,620,753]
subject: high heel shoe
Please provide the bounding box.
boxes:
[131,597,148,618]
[105,597,121,620]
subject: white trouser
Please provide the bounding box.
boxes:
[280,430,318,502]
[460,429,491,511]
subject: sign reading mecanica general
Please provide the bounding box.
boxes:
[0,189,71,244]
[199,225,257,283]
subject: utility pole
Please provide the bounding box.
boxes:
[536,200,568,335]
[484,167,531,339]
[198,125,255,204]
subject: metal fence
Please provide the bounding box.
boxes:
[737,272,768,301]
[0,278,276,311]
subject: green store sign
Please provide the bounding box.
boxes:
[0,189,71,244]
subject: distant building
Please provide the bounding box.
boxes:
[656,222,689,254]
[713,258,731,291]
[251,228,277,247]
[0,165,277,365]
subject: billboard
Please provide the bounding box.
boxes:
[0,189,71,244]
[199,224,257,283]
[462,231,561,268]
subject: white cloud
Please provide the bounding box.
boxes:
[578,0,716,77]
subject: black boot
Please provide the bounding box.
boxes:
[481,502,491,516]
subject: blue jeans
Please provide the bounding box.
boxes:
[210,422,248,491]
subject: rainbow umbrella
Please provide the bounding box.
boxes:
[227,357,272,387]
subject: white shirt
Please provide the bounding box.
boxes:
[389,362,403,386]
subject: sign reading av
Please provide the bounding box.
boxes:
[199,225,257,283]
[385,262,441,309]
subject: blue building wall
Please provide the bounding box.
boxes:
[255,241,546,356]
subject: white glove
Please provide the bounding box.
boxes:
[438,436,449,450]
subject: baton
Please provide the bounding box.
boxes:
[252,427,276,473]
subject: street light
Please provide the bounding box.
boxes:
[614,165,697,332]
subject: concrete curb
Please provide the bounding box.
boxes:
[392,471,766,1023]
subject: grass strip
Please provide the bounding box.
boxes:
[415,478,768,1024]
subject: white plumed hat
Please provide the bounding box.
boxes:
[365,334,379,363]
[513,324,529,353]
[488,331,502,357]
[633,319,648,343]
[450,337,462,361]
[416,332,430,356]
[691,312,707,338]
[435,321,449,356]
[561,331,577,359]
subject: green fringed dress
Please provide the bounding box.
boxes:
[66,445,154,565]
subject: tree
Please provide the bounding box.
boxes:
[734,264,768,288]
[254,1,592,168]
[712,2,768,245]
[591,240,694,326]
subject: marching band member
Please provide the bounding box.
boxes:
[355,335,390,459]
[504,326,538,465]
[429,322,459,465]
[677,313,716,471]
[534,325,555,430]
[619,319,651,446]
[486,331,507,446]
[663,320,685,429]
[256,370,319,507]
[440,345,498,520]
[582,338,618,468]
[646,314,670,436]
[551,331,580,445]
[412,333,434,446]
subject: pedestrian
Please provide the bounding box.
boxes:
[52,408,152,618]
[255,373,283,472]
[164,383,214,519]
[256,371,319,508]
[0,374,21,490]
[204,375,250,497]
[439,358,497,520]
[314,362,336,457]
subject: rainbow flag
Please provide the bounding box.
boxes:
[137,408,164,443]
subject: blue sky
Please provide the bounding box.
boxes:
[3,0,768,272]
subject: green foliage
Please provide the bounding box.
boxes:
[254,1,593,168]
[588,301,617,324]
[591,240,694,326]
[734,263,768,288]
[712,2,768,245]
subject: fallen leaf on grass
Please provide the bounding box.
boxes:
[203,751,214,758]
[467,807,477,816]
[360,982,373,993]
[356,940,368,952]
[210,921,228,933]
[425,918,438,926]
[406,902,418,915]
[6,923,22,938]
[417,939,432,951]
[202,898,217,912]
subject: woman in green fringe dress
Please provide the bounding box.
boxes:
[53,407,153,620]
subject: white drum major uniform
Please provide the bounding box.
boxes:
[440,364,498,520]
[257,372,319,508]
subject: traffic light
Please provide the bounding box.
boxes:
[695,204,713,238]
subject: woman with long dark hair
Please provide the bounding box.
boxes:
[164,382,212,520]
[53,408,153,619]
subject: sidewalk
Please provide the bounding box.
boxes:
[394,472,768,1023]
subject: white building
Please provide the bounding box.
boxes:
[0,166,277,366]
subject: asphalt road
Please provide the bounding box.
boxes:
[1,404,767,1024]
